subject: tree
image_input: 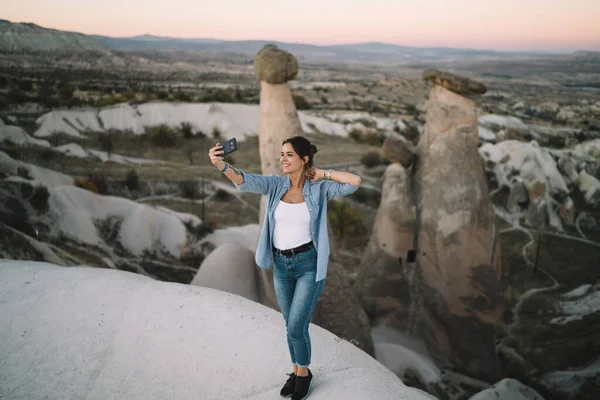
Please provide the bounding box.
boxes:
[125,169,139,191]
[174,90,192,102]
[146,124,176,147]
[7,88,27,104]
[18,80,34,92]
[361,151,384,168]
[293,94,312,110]
[327,200,366,247]
[99,133,114,160]
[186,147,194,165]
[57,81,75,101]
[180,122,194,139]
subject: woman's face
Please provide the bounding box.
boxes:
[280,143,307,174]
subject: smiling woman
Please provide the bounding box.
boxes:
[208,135,361,399]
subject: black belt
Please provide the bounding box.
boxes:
[274,241,313,257]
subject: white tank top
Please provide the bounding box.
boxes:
[273,201,312,250]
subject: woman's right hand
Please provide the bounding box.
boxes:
[208,143,225,170]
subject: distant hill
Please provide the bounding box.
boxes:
[0,19,566,64]
[0,19,109,53]
[570,51,600,60]
[90,36,558,64]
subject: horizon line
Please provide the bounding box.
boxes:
[4,18,599,54]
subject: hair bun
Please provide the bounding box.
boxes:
[311,144,318,155]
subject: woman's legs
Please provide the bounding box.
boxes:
[286,263,325,374]
[273,246,325,377]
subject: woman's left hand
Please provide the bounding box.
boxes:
[306,167,325,182]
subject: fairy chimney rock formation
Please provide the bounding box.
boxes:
[416,73,502,380]
[423,69,487,97]
[253,47,375,355]
[254,44,303,178]
[354,163,417,330]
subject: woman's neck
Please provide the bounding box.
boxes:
[289,170,305,189]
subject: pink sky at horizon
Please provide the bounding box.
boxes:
[1,0,599,52]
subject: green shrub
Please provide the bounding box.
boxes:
[363,132,384,146]
[361,151,384,168]
[125,169,139,191]
[7,88,27,104]
[349,129,362,142]
[40,148,57,161]
[30,185,50,213]
[179,180,199,199]
[355,118,376,128]
[327,200,366,239]
[95,216,124,245]
[146,124,176,147]
[200,88,234,103]
[292,94,311,110]
[99,133,114,156]
[180,122,194,139]
[174,90,192,102]
[404,104,417,114]
[520,294,556,316]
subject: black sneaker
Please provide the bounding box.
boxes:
[292,369,313,400]
[280,372,296,397]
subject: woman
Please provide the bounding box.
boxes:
[208,136,361,400]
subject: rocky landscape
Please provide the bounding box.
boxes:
[1,20,600,400]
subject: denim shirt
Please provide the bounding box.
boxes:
[234,170,359,282]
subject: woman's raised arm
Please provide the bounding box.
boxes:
[208,143,244,185]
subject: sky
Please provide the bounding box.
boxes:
[1,0,599,52]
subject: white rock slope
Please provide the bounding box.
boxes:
[0,261,431,400]
[33,102,350,140]
[0,150,72,187]
[48,186,201,258]
[469,378,545,400]
[0,119,50,147]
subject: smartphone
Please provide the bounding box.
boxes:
[220,138,237,157]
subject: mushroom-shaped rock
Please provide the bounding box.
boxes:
[254,44,299,84]
[254,44,303,181]
[423,69,487,96]
[191,243,260,303]
[0,261,432,400]
[382,136,416,168]
[416,84,502,380]
[354,163,417,330]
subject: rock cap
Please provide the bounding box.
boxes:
[254,44,299,84]
[423,69,487,96]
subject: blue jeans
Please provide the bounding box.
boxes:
[273,243,325,368]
